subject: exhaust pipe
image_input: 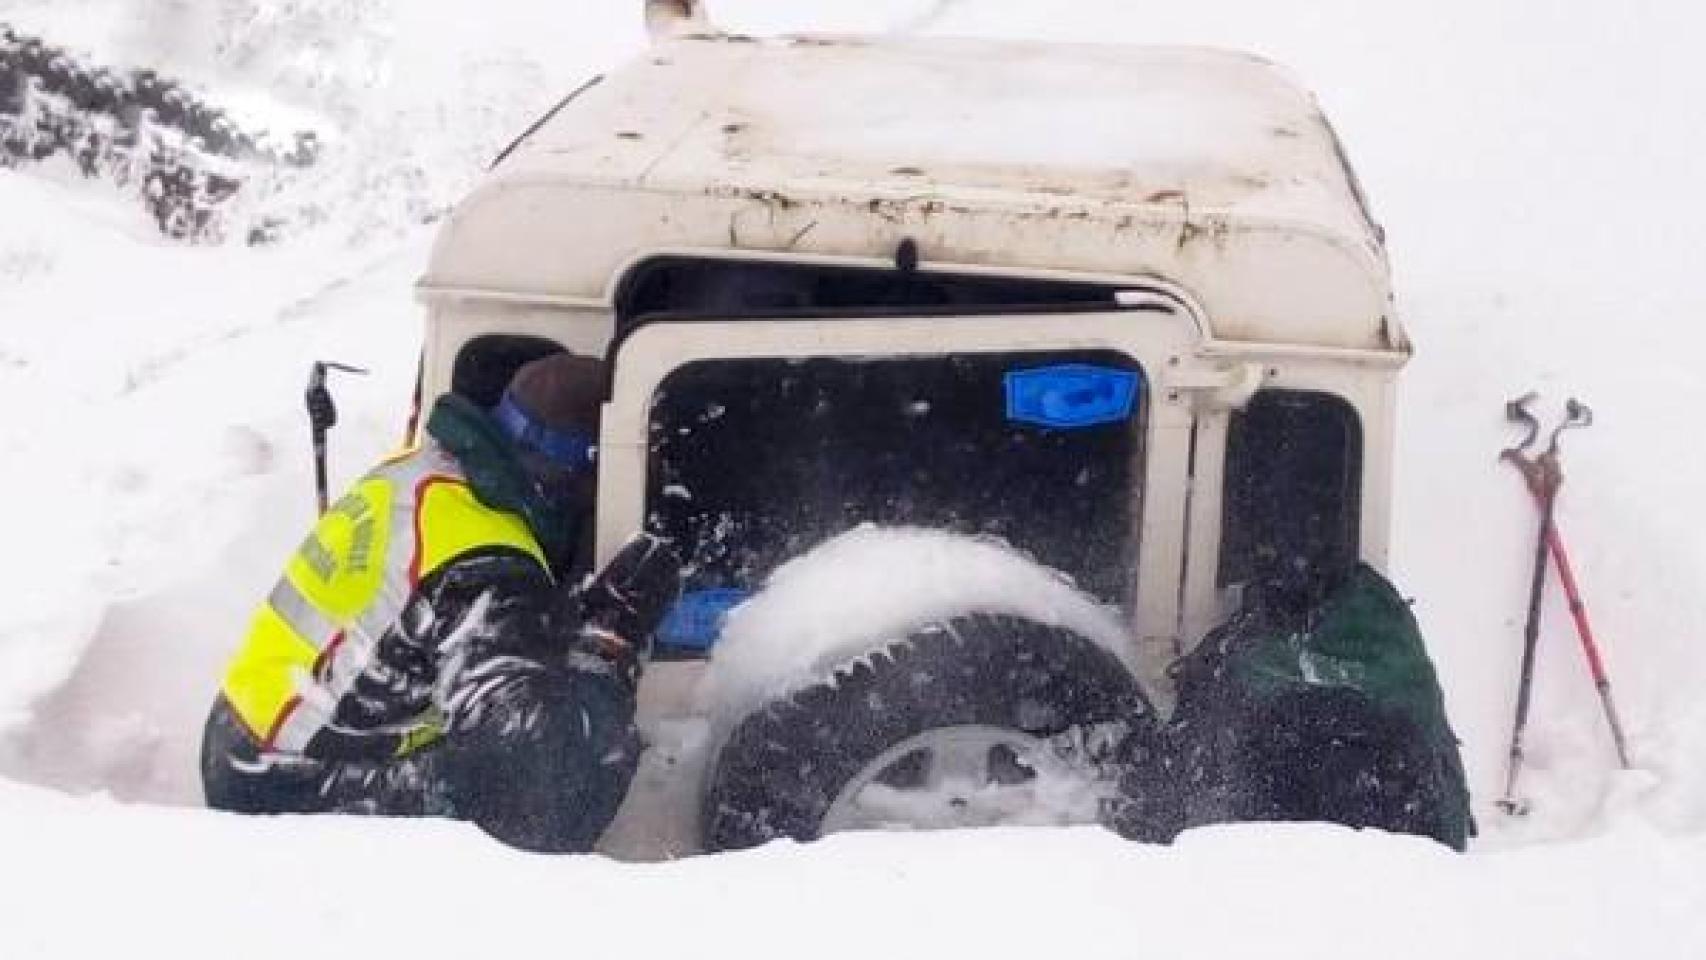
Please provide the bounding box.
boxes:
[645,0,711,41]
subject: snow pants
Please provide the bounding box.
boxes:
[201,667,641,853]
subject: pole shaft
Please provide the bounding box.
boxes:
[1543,522,1633,768]
[313,433,329,515]
[1596,683,1633,770]
[1545,526,1608,680]
[1503,479,1556,803]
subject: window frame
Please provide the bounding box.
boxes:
[598,308,1205,662]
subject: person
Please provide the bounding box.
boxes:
[201,352,681,853]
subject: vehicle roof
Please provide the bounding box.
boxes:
[421,33,1404,353]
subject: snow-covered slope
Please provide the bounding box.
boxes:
[1,0,1704,955]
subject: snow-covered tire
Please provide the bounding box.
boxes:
[701,613,1160,851]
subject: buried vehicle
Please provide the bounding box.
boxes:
[411,2,1467,856]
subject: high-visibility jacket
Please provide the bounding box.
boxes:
[221,440,550,759]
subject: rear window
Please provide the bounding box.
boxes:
[645,350,1149,625]
[451,334,567,407]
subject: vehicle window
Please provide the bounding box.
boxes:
[1218,389,1362,591]
[451,334,567,408]
[616,257,1121,337]
[646,350,1148,631]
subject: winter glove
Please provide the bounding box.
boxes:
[574,533,682,660]
[444,668,641,853]
[306,378,337,434]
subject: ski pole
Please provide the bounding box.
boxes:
[306,361,368,515]
[1512,400,1632,768]
[1496,393,1557,816]
[1494,393,1596,815]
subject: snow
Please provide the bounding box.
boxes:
[1,0,1705,955]
[0,773,1703,958]
[716,38,1332,201]
[701,525,1135,721]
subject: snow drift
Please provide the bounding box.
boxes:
[1,774,1703,959]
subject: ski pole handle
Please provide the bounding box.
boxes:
[306,361,368,433]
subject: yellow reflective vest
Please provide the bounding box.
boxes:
[221,442,547,757]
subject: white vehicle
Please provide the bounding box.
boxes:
[415,1,1407,857]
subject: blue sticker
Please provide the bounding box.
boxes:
[1005,364,1142,429]
[656,588,751,652]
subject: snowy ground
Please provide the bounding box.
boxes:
[3,771,1704,959]
[1,0,1704,956]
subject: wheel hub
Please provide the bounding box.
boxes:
[820,724,1108,834]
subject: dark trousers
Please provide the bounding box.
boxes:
[201,668,641,853]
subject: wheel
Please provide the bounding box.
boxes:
[701,613,1161,851]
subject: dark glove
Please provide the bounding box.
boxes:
[575,533,682,658]
[305,361,339,436]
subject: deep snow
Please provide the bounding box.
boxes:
[1,772,1701,959]
[1,0,1705,955]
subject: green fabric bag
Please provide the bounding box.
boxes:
[1168,564,1475,850]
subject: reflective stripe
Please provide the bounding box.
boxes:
[317,630,359,689]
[320,624,380,703]
[267,580,338,650]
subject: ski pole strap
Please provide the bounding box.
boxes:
[493,394,597,472]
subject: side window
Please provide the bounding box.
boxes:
[451,334,566,408]
[1218,390,1362,592]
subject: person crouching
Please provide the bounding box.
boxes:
[200,352,681,853]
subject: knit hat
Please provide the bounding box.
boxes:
[494,353,606,471]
